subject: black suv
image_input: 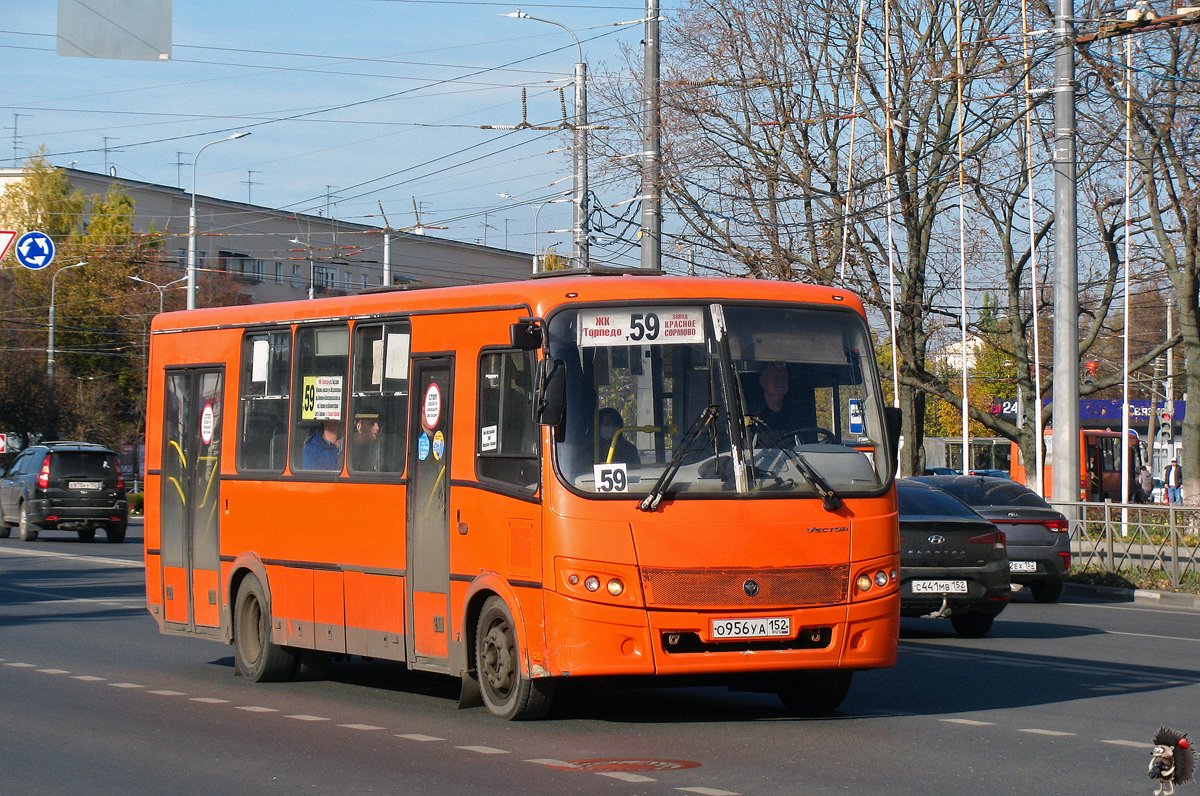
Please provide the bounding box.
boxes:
[0,442,128,543]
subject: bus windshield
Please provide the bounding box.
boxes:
[547,302,891,499]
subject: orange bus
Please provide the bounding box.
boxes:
[1010,429,1143,501]
[143,269,900,719]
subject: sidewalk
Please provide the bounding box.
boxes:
[1062,582,1200,610]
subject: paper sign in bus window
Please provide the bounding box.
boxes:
[302,375,343,420]
[386,333,410,380]
[251,339,269,383]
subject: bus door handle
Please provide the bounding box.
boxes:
[457,509,468,535]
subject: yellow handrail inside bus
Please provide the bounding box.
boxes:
[168,439,187,469]
[422,464,447,520]
[606,425,669,464]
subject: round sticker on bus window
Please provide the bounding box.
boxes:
[200,403,215,445]
[423,383,441,429]
[432,430,445,460]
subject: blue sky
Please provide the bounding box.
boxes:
[2,0,662,261]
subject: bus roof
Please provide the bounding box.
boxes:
[151,271,867,334]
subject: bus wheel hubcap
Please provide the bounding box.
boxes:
[482,625,513,694]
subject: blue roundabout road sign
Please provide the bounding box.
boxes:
[15,231,56,270]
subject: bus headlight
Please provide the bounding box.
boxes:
[856,575,873,592]
[874,571,889,587]
[607,578,624,596]
[584,576,600,592]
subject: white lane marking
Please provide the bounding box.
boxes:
[0,546,142,569]
[676,788,741,796]
[4,662,36,668]
[526,759,580,768]
[1104,740,1155,748]
[37,669,70,674]
[941,718,995,726]
[397,734,444,742]
[109,683,144,689]
[71,675,105,681]
[287,715,329,722]
[339,723,385,731]
[190,697,229,704]
[1106,630,1200,644]
[149,690,186,696]
[598,772,657,783]
[1019,729,1076,736]
[237,706,278,713]
[1070,602,1199,617]
[457,746,509,755]
[0,583,145,609]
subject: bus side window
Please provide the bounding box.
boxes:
[477,349,539,493]
[348,320,410,475]
[237,329,291,472]
[291,324,350,474]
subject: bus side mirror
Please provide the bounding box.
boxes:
[884,407,902,471]
[536,357,566,426]
[510,317,543,350]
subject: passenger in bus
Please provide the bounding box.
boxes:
[303,418,343,471]
[350,404,383,471]
[598,407,640,466]
[747,362,806,438]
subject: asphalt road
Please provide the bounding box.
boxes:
[1,522,1197,796]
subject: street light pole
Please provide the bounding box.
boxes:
[129,274,187,314]
[188,132,250,310]
[48,261,88,388]
[502,11,589,269]
[498,192,571,272]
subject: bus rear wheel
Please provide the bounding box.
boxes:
[234,574,297,682]
[777,669,853,713]
[475,596,554,720]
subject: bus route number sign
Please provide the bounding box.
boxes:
[593,462,628,493]
[578,307,705,347]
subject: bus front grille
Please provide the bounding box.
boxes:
[639,565,849,608]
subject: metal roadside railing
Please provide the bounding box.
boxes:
[1048,499,1200,589]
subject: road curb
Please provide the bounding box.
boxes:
[1063,582,1200,610]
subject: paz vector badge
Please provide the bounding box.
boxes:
[1149,727,1195,796]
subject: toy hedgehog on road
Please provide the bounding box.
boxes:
[1150,727,1195,795]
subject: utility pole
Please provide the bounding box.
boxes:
[172,151,190,189]
[1051,0,1080,509]
[9,113,25,167]
[640,0,662,271]
[244,170,261,204]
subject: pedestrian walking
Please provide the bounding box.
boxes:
[1165,458,1184,505]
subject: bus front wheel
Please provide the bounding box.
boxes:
[234,574,297,682]
[777,669,853,713]
[475,596,554,720]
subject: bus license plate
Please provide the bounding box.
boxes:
[911,580,968,594]
[69,481,102,490]
[1009,561,1037,573]
[710,617,791,640]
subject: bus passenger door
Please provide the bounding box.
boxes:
[160,367,225,635]
[406,357,453,670]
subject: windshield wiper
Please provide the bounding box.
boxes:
[638,405,719,512]
[747,418,844,512]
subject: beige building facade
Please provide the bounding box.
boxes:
[0,168,533,302]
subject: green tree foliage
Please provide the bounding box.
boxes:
[0,156,166,454]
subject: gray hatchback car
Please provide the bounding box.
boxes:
[910,475,1069,602]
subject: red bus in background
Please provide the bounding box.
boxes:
[1010,429,1142,501]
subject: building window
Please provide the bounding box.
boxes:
[274,262,283,284]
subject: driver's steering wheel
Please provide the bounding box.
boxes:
[782,426,836,444]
